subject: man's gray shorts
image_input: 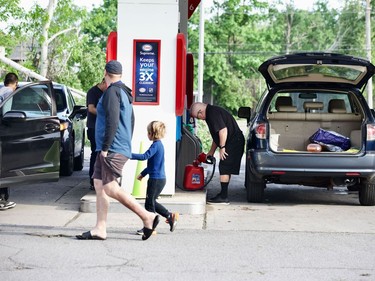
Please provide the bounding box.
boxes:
[92,152,128,185]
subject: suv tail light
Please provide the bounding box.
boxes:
[367,124,375,141]
[255,123,267,139]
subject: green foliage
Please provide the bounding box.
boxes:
[1,0,115,91]
[193,116,247,153]
[82,0,117,50]
[337,0,366,57]
[75,42,106,91]
[0,0,22,23]
[189,0,274,113]
[78,0,117,90]
[74,95,86,106]
[186,0,375,111]
[0,0,24,55]
[195,120,212,152]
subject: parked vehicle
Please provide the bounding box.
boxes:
[53,83,86,176]
[238,52,375,206]
[0,81,60,188]
[0,81,87,177]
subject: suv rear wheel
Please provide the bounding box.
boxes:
[246,169,265,203]
[359,176,375,206]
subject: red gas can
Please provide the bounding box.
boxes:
[183,161,204,190]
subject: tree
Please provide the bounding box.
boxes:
[39,0,56,77]
[78,0,117,90]
[1,0,116,90]
[0,0,25,62]
[82,0,117,50]
[334,0,366,57]
[189,0,269,113]
[2,0,374,100]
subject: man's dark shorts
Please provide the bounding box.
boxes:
[219,131,245,175]
[92,152,128,185]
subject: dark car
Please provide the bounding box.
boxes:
[53,83,86,176]
[238,52,375,206]
[1,81,87,177]
[0,81,60,188]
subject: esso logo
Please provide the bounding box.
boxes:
[142,44,153,52]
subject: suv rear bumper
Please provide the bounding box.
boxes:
[248,149,375,177]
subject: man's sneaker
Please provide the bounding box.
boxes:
[166,213,179,232]
[207,194,230,205]
[136,228,156,235]
[0,200,16,210]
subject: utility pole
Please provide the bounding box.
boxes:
[197,0,205,102]
[366,0,373,108]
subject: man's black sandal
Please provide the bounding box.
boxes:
[142,215,159,241]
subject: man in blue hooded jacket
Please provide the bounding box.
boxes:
[76,60,159,241]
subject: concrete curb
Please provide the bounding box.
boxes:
[80,188,207,215]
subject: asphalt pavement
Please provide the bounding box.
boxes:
[2,147,375,281]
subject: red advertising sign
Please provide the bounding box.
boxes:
[188,0,201,19]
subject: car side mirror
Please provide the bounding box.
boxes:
[69,105,87,120]
[3,111,27,121]
[238,107,251,123]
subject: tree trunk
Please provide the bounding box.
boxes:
[40,0,56,78]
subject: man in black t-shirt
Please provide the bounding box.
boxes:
[190,102,245,205]
[86,78,106,190]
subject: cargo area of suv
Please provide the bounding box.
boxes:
[238,52,375,206]
[267,91,365,153]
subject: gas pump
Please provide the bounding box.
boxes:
[107,0,203,195]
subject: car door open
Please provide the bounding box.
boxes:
[0,82,60,188]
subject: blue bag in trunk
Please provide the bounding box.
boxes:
[310,128,351,151]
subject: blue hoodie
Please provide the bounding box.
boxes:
[95,81,133,158]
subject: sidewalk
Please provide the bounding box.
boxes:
[0,166,209,231]
[78,148,210,215]
[80,188,207,215]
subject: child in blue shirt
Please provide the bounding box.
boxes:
[132,121,178,235]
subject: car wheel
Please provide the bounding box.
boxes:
[60,138,74,176]
[359,177,375,206]
[74,132,85,171]
[246,168,265,203]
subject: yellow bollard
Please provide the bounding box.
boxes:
[132,141,147,199]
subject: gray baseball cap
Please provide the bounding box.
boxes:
[105,60,122,74]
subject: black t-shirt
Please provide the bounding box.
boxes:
[205,104,241,147]
[86,85,104,128]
